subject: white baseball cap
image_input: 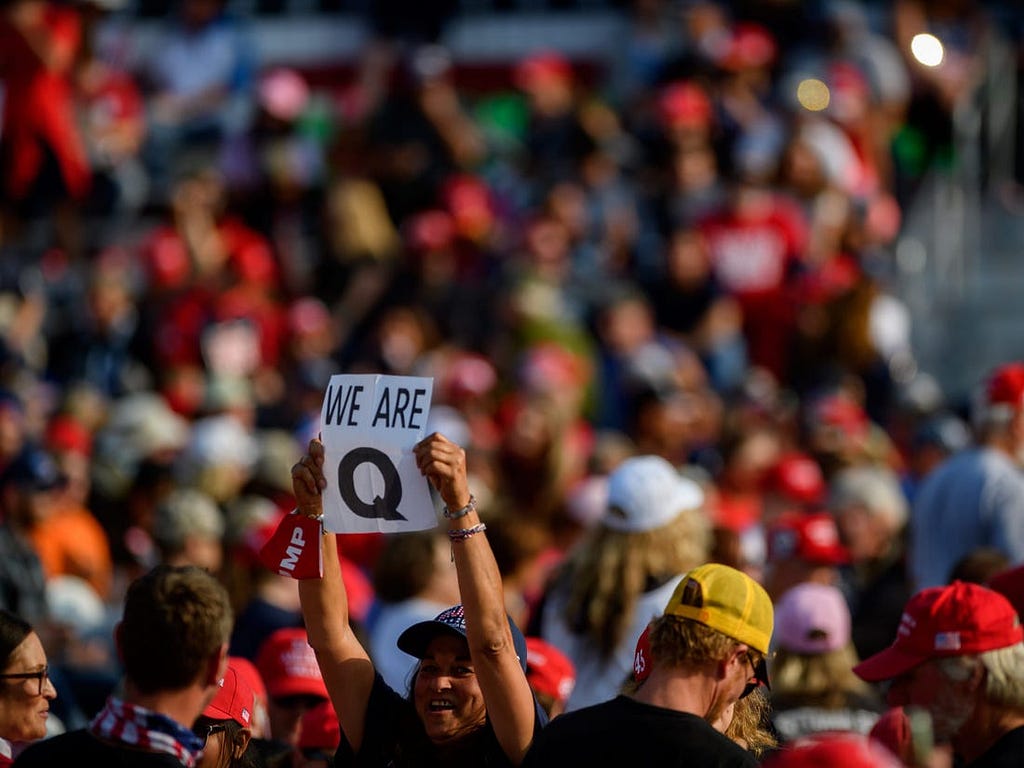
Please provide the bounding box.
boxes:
[604,456,704,533]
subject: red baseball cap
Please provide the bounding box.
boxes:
[45,415,93,457]
[811,392,870,440]
[203,660,256,727]
[869,707,914,765]
[985,363,1024,408]
[853,581,1024,682]
[525,637,576,705]
[718,23,777,72]
[762,732,902,768]
[256,628,329,700]
[766,512,850,566]
[657,81,713,129]
[298,700,340,752]
[765,452,825,505]
[633,624,653,683]
[514,52,572,90]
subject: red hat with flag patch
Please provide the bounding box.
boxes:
[854,581,1024,682]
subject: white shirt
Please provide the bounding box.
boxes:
[541,575,684,711]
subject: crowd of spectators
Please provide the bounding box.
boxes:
[3,0,1024,765]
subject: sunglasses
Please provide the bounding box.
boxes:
[193,723,227,748]
[739,652,765,700]
[0,665,49,696]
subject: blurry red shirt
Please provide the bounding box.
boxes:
[0,3,90,199]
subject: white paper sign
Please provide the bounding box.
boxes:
[319,374,436,534]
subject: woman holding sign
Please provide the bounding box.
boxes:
[291,433,544,767]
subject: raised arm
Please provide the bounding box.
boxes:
[292,439,375,752]
[413,433,538,765]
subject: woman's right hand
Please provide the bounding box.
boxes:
[291,439,328,518]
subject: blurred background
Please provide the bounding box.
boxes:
[2,0,1024,735]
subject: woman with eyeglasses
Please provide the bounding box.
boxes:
[0,610,56,766]
[193,660,258,768]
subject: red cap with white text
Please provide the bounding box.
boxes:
[853,581,1024,682]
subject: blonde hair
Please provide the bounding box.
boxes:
[981,643,1024,708]
[726,688,777,758]
[770,644,872,708]
[937,643,1024,709]
[561,510,710,657]
[647,614,737,668]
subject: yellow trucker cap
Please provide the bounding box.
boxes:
[664,563,774,654]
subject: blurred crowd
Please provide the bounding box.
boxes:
[2,0,1024,764]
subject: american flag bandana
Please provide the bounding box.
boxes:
[89,697,205,767]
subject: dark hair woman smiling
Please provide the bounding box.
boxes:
[0,610,56,766]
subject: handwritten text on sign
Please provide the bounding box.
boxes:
[320,374,436,534]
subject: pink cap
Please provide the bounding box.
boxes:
[259,68,309,122]
[775,583,851,654]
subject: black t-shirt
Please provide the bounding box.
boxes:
[522,695,757,768]
[967,725,1024,768]
[14,729,187,767]
[336,672,546,768]
[770,691,884,744]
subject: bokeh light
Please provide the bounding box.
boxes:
[796,78,830,112]
[911,33,944,67]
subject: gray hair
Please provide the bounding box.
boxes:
[828,466,908,530]
[153,488,225,553]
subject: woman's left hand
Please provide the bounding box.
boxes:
[413,432,471,511]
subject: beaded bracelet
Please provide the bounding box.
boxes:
[447,523,487,542]
[443,494,477,520]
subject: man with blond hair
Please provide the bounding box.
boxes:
[854,580,1024,766]
[523,563,771,767]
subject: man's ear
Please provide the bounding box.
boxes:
[716,649,739,682]
[204,643,229,688]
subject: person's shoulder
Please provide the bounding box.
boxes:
[914,449,976,495]
[15,729,87,757]
[14,730,184,766]
[14,730,93,764]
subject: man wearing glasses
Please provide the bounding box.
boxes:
[523,563,773,767]
[15,565,233,767]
